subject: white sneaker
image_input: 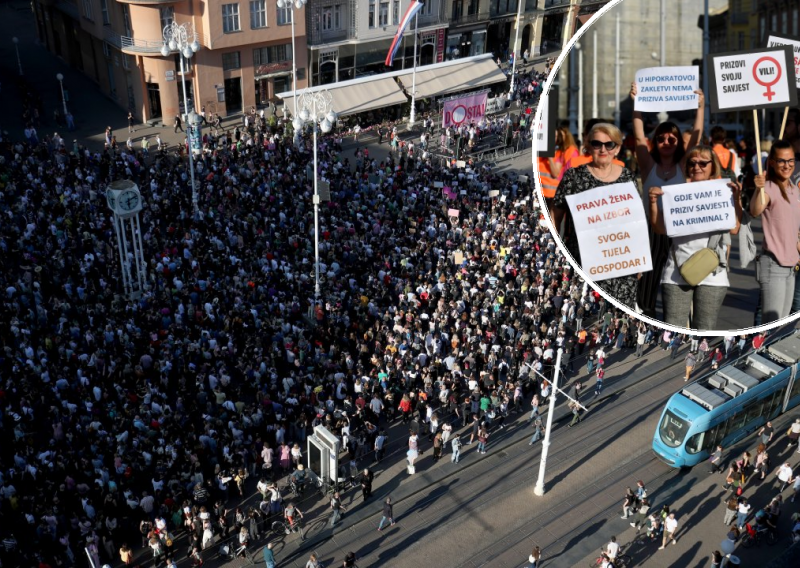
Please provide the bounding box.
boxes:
[658,546,665,550]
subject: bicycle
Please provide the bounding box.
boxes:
[271,516,305,541]
[588,546,631,567]
[220,539,256,564]
[741,523,778,547]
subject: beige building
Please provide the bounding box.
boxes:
[33,0,309,122]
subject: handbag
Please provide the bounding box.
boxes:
[674,234,726,287]
[737,210,757,269]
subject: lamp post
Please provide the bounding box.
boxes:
[294,88,336,306]
[509,0,524,94]
[56,73,68,117]
[277,0,306,145]
[161,22,201,218]
[12,37,22,76]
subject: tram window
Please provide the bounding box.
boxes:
[743,399,762,425]
[764,390,783,419]
[702,423,722,452]
[790,376,800,400]
[686,432,704,454]
[727,408,747,432]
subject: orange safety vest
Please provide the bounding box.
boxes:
[535,157,559,198]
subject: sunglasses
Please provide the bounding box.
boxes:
[773,158,797,167]
[688,159,712,169]
[589,140,618,151]
[657,134,678,145]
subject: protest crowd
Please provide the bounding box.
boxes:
[0,66,681,568]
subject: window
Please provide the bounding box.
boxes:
[658,410,689,449]
[277,6,291,25]
[782,10,789,34]
[321,4,342,31]
[121,4,132,37]
[102,42,110,58]
[738,31,744,50]
[379,0,389,26]
[393,0,399,24]
[253,44,293,65]
[100,0,109,25]
[222,3,241,33]
[794,8,799,36]
[771,14,777,35]
[222,51,241,70]
[160,7,174,31]
[369,0,376,28]
[122,53,130,70]
[250,0,267,29]
[83,0,93,20]
[422,0,433,15]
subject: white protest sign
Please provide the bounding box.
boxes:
[709,46,798,112]
[534,87,558,158]
[634,66,700,112]
[661,179,737,238]
[766,34,800,90]
[564,182,652,281]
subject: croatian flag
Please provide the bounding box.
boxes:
[385,0,424,67]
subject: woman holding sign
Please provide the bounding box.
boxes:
[552,123,641,308]
[648,146,743,330]
[630,83,706,318]
[750,140,800,324]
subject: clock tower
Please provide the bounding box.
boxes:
[106,180,146,299]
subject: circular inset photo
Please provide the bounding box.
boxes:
[534,0,800,334]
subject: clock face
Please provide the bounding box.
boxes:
[118,189,140,212]
[106,192,116,210]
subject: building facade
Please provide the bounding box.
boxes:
[33,0,309,122]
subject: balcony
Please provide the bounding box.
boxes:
[103,27,208,56]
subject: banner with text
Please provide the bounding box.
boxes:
[564,182,652,281]
[709,46,798,112]
[442,92,488,129]
[661,179,737,238]
[766,33,800,91]
[534,87,559,158]
[634,66,700,112]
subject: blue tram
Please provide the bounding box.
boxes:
[653,332,800,468]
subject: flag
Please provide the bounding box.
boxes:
[385,0,424,67]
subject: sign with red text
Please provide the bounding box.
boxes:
[534,87,559,158]
[442,92,488,128]
[661,180,737,238]
[564,182,652,281]
[633,66,700,112]
[766,33,800,91]
[708,46,798,113]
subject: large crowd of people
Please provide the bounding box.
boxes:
[0,70,659,568]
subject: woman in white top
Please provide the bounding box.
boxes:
[648,146,742,329]
[631,83,705,317]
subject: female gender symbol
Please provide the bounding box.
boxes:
[752,56,782,101]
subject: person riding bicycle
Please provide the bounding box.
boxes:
[284,502,304,532]
[291,464,308,494]
[754,509,777,534]
[237,526,250,555]
[604,536,620,561]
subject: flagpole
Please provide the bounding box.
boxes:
[409,11,419,126]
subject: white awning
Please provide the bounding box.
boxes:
[394,57,507,98]
[279,77,408,118]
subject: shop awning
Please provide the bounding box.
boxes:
[278,77,408,118]
[394,56,507,99]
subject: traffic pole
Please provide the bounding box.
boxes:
[534,348,563,496]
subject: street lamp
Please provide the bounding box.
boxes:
[161,22,201,218]
[509,0,524,95]
[277,0,306,145]
[56,73,68,117]
[295,88,336,306]
[12,37,22,76]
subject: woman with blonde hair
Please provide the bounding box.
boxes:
[648,145,742,329]
[550,126,580,182]
[552,123,642,308]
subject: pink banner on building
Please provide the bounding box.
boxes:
[441,92,488,128]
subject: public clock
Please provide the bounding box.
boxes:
[118,189,140,212]
[106,191,117,210]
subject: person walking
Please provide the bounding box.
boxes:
[477,426,489,455]
[377,497,395,531]
[127,111,135,133]
[374,429,387,463]
[568,401,582,427]
[594,367,605,398]
[306,553,322,568]
[630,498,651,531]
[529,416,544,445]
[330,492,346,527]
[736,497,751,530]
[758,421,774,447]
[262,543,276,568]
[777,462,794,491]
[527,546,542,568]
[174,114,183,133]
[722,494,738,527]
[709,445,724,474]
[451,435,462,463]
[659,512,678,548]
[786,418,800,451]
[432,432,443,461]
[684,351,697,382]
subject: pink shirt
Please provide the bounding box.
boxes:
[762,180,800,266]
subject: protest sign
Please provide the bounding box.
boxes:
[434,181,444,188]
[442,92,488,129]
[448,208,460,218]
[766,33,800,90]
[634,66,700,112]
[660,179,737,238]
[708,46,798,112]
[533,87,559,158]
[443,187,456,200]
[564,182,652,281]
[456,160,467,168]
[488,190,500,198]
[452,251,464,265]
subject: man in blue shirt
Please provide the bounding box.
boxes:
[262,543,276,568]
